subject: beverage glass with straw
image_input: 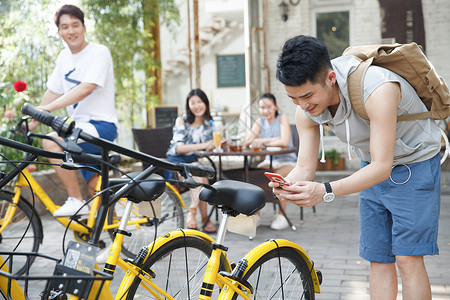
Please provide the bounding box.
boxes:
[210,120,223,152]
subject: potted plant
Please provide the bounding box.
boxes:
[317,149,345,171]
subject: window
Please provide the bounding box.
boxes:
[316,11,349,59]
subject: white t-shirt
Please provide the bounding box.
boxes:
[47,43,118,126]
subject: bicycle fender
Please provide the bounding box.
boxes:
[0,189,44,243]
[242,239,321,294]
[165,182,186,208]
[145,229,216,258]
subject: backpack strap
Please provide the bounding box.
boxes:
[347,57,373,120]
[348,57,434,122]
[397,111,433,121]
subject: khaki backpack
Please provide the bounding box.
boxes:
[343,43,450,121]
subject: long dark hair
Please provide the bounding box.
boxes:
[185,89,212,124]
[259,93,279,117]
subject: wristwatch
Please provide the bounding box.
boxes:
[323,182,335,203]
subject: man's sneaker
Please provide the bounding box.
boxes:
[96,243,112,264]
[53,197,90,217]
[270,214,289,230]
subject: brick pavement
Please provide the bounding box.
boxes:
[22,175,450,299]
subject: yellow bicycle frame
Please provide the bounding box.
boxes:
[0,256,26,300]
[85,229,225,300]
[0,170,185,237]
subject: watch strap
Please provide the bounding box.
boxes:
[324,181,332,193]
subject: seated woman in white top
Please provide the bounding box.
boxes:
[166,89,216,233]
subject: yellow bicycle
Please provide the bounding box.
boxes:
[0,104,322,299]
[112,179,322,299]
[0,118,185,275]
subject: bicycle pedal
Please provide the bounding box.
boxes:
[98,240,106,249]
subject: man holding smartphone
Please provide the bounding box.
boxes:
[272,35,440,300]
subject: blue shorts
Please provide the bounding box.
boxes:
[359,154,441,263]
[164,154,198,180]
[77,120,117,183]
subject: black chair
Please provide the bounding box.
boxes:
[132,127,173,168]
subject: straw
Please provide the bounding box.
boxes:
[209,119,215,131]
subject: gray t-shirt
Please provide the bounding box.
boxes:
[306,55,441,165]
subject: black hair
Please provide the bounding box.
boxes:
[258,93,279,117]
[55,4,85,28]
[185,89,212,124]
[276,35,332,86]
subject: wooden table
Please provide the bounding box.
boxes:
[196,147,298,231]
[196,147,297,181]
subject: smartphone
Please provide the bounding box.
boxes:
[264,172,290,187]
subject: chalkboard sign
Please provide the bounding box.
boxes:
[216,54,246,87]
[154,106,178,128]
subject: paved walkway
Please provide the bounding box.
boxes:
[32,177,450,299]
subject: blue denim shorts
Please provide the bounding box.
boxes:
[77,120,117,183]
[164,154,198,180]
[359,154,441,263]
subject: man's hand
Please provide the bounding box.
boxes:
[270,180,325,207]
[27,119,40,131]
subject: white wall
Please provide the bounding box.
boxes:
[160,1,246,118]
[422,0,450,84]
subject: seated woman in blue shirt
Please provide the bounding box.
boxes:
[166,89,216,233]
[244,93,297,230]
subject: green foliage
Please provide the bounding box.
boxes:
[82,0,180,127]
[0,81,31,172]
[0,0,58,169]
[0,0,63,99]
[319,148,342,166]
[1,0,180,131]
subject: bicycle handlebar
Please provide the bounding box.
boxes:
[0,136,103,165]
[22,103,75,138]
[21,103,215,179]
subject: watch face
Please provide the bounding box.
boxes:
[323,193,335,203]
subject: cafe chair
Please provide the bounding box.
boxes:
[132,127,189,193]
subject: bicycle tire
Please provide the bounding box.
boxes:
[0,190,43,275]
[125,236,224,300]
[233,247,315,300]
[107,185,184,258]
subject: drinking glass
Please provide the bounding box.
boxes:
[213,132,223,152]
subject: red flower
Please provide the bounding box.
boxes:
[13,80,27,93]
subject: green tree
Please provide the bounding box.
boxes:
[1,0,179,129]
[0,0,62,103]
[82,0,179,128]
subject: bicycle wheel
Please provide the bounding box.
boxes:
[235,247,315,300]
[0,190,42,275]
[107,186,184,258]
[125,236,225,300]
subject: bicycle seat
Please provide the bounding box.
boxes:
[199,180,265,216]
[108,172,166,203]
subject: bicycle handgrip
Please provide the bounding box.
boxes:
[22,103,55,126]
[187,164,215,179]
[22,103,75,138]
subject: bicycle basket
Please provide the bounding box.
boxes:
[0,251,112,300]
